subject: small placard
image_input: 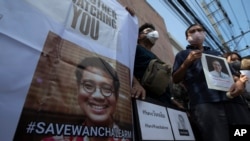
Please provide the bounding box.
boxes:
[167,108,195,141]
[240,70,250,92]
[135,99,174,141]
[201,53,234,91]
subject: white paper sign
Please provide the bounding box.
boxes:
[135,100,174,140]
[201,53,234,91]
[240,70,250,92]
[167,108,195,141]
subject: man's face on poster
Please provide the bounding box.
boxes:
[212,61,222,72]
[78,66,117,126]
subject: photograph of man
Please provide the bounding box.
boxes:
[177,113,190,136]
[42,57,130,141]
[75,57,119,128]
[177,114,186,130]
[209,59,230,79]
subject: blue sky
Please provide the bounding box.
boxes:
[147,0,250,57]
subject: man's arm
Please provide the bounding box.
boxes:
[172,60,191,83]
[173,50,202,83]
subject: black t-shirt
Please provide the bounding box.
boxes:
[133,44,172,106]
[133,44,157,80]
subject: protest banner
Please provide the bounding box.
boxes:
[0,0,138,140]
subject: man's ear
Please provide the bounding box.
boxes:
[138,33,144,40]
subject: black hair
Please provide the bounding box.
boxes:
[185,23,205,38]
[138,23,155,34]
[75,57,120,98]
[223,52,242,61]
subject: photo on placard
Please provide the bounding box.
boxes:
[167,108,195,141]
[13,31,133,141]
[201,53,234,91]
[133,99,174,141]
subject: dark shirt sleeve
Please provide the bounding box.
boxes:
[133,45,157,80]
[172,50,189,75]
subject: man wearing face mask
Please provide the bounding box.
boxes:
[172,23,250,141]
[132,23,172,106]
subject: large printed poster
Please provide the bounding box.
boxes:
[0,0,138,140]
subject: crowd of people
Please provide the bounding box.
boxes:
[123,5,250,140]
[131,22,250,141]
[44,7,250,141]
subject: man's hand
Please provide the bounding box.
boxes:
[186,50,202,63]
[172,50,202,83]
[131,77,146,99]
[239,74,248,83]
[228,79,246,98]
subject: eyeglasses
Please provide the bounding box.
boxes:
[188,28,204,34]
[80,81,114,97]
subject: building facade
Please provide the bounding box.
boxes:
[117,0,178,64]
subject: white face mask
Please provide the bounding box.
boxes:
[187,32,205,45]
[146,30,159,44]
